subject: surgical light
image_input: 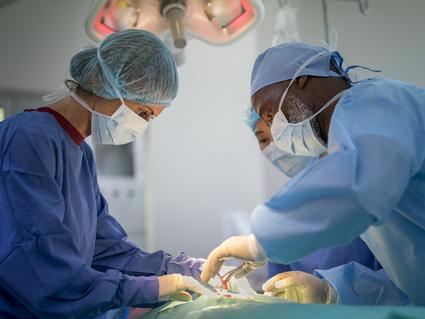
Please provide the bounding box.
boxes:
[85,0,264,64]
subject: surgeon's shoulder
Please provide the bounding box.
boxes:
[344,78,424,106]
[16,111,64,140]
[1,111,63,163]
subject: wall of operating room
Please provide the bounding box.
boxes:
[0,0,424,258]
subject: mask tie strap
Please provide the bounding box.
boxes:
[276,51,328,116]
[70,91,110,118]
[304,88,348,123]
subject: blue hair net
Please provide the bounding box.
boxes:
[70,29,178,106]
[244,106,261,132]
[250,42,347,98]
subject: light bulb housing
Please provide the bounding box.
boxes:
[85,0,264,46]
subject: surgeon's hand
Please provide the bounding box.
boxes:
[262,271,339,304]
[166,253,205,282]
[200,234,267,283]
[158,274,213,301]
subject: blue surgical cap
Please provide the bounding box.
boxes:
[70,29,178,106]
[244,107,261,132]
[250,42,345,98]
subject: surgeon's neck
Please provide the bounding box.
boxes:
[313,78,351,143]
[49,93,92,138]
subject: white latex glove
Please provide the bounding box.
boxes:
[200,234,267,283]
[262,271,339,304]
[158,274,214,301]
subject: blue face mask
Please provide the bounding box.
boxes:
[262,141,315,177]
[270,51,348,157]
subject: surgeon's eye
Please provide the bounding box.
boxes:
[138,111,156,121]
[261,111,274,127]
[257,137,271,149]
[259,138,268,145]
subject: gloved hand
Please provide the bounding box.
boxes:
[262,271,339,304]
[200,234,267,283]
[166,253,205,282]
[158,274,213,301]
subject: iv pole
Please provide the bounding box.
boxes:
[321,0,369,44]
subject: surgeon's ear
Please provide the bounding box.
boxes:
[296,76,309,89]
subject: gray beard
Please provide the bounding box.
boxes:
[285,93,325,144]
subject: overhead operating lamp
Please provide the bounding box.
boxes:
[85,0,264,65]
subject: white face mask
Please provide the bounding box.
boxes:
[70,92,149,145]
[262,141,315,178]
[270,51,348,157]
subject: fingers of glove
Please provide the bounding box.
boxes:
[200,249,227,283]
[265,275,303,303]
[262,272,290,292]
[200,236,253,283]
[170,291,193,302]
[274,274,329,304]
[180,276,215,296]
[158,274,181,297]
[276,286,301,303]
[274,271,317,289]
[275,277,300,290]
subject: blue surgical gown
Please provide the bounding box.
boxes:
[0,109,177,318]
[268,237,380,277]
[252,79,425,305]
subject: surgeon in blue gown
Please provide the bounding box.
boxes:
[201,43,425,306]
[0,30,209,319]
[244,108,381,278]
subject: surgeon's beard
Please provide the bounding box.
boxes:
[285,93,325,144]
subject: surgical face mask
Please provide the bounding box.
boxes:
[270,51,348,157]
[262,141,315,178]
[284,92,325,144]
[70,92,149,145]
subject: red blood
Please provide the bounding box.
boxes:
[218,274,229,290]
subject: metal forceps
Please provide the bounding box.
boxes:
[218,263,250,290]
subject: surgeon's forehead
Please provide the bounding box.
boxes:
[251,81,289,114]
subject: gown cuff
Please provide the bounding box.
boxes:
[123,275,159,306]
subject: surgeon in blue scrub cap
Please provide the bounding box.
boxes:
[244,107,381,280]
[201,42,425,306]
[0,29,210,319]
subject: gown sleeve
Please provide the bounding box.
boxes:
[0,131,160,318]
[315,262,411,305]
[251,84,424,264]
[87,145,201,278]
[92,191,174,276]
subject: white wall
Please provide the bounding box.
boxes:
[148,34,265,256]
[259,0,425,86]
[0,0,91,92]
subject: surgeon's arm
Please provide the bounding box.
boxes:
[91,166,203,279]
[252,89,422,264]
[92,193,173,276]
